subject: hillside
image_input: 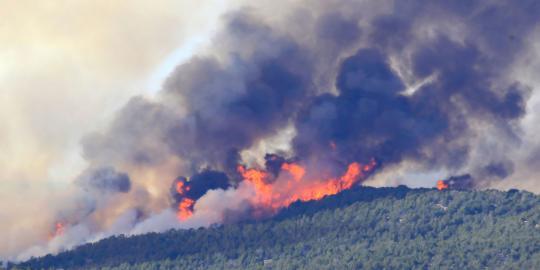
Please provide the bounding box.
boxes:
[13,186,540,269]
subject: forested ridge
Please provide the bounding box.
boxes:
[12,186,540,269]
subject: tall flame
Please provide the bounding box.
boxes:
[238,159,377,214]
[281,163,305,181]
[177,198,195,220]
[176,159,376,221]
[175,180,194,221]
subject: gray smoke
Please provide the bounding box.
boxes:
[16,0,540,262]
[85,1,538,188]
[77,166,131,193]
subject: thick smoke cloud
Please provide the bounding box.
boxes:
[80,0,539,241]
[77,167,131,193]
[83,12,317,176]
[10,0,540,262]
[440,174,475,190]
[82,97,181,167]
[293,39,529,173]
[162,14,317,174]
[171,170,230,208]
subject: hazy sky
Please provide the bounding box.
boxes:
[1,0,540,261]
[0,0,239,258]
[0,1,234,185]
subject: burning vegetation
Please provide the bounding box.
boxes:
[436,180,449,191]
[237,159,377,214]
[74,0,532,246]
[436,174,475,191]
[172,157,377,221]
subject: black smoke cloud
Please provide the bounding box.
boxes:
[264,153,288,177]
[292,0,536,183]
[162,24,315,174]
[82,0,539,202]
[171,170,230,204]
[293,38,529,172]
[441,174,475,190]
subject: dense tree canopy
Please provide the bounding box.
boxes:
[12,186,540,269]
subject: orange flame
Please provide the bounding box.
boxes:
[176,181,190,195]
[177,198,195,220]
[238,159,377,215]
[237,165,273,207]
[48,222,65,240]
[175,179,194,221]
[436,180,449,190]
[176,159,376,221]
[281,163,305,181]
[176,181,185,195]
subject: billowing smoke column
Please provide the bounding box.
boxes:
[77,167,131,193]
[17,0,540,261]
[172,170,230,220]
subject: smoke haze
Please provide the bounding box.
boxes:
[2,0,540,262]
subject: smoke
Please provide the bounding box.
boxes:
[5,0,540,262]
[439,174,475,190]
[77,167,131,193]
[172,171,230,202]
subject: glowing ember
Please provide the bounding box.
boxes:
[436,180,449,191]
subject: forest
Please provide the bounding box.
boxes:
[11,186,540,269]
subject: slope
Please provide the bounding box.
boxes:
[13,186,540,269]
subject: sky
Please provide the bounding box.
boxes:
[0,0,239,259]
[1,0,540,262]
[0,0,231,186]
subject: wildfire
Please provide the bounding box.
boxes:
[436,180,449,191]
[48,222,65,240]
[175,178,194,221]
[238,159,377,214]
[177,198,195,220]
[176,181,190,195]
[237,165,273,207]
[175,159,377,221]
[281,163,305,181]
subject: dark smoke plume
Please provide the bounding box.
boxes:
[82,0,539,214]
[16,0,540,262]
[440,174,475,190]
[264,154,288,177]
[171,170,230,204]
[77,167,131,193]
